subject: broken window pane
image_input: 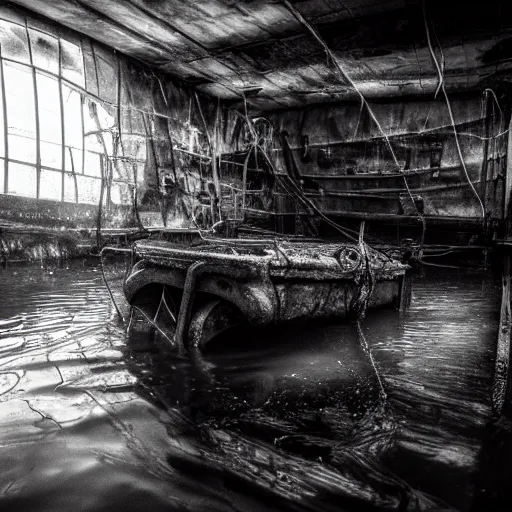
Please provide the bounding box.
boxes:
[83,98,115,136]
[61,38,85,87]
[84,150,101,177]
[83,98,97,137]
[4,61,36,163]
[63,171,77,203]
[76,174,100,204]
[110,181,131,205]
[37,72,62,169]
[83,98,114,179]
[96,102,116,133]
[83,99,114,147]
[8,161,36,197]
[29,29,59,74]
[0,19,30,65]
[96,55,117,104]
[39,168,62,201]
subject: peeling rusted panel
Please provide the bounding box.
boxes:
[124,239,407,335]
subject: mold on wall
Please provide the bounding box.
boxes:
[0,4,240,232]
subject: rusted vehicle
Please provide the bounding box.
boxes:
[124,238,409,351]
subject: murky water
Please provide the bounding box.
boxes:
[0,260,500,511]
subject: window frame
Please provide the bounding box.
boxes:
[0,9,158,208]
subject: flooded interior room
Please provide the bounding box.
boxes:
[1,0,512,510]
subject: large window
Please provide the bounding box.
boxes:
[30,28,58,74]
[0,18,30,64]
[0,9,143,206]
[4,61,37,165]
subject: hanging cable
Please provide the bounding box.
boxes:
[237,95,394,257]
[431,15,445,98]
[239,97,361,241]
[281,1,400,169]
[422,0,485,220]
[484,88,504,133]
[281,0,426,249]
[236,107,396,256]
[355,221,387,400]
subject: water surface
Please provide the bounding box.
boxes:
[0,261,500,511]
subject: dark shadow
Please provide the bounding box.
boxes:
[122,309,451,511]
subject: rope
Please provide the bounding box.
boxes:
[99,246,134,323]
[354,222,387,400]
[357,320,387,400]
[132,305,176,346]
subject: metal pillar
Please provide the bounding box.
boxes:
[174,260,206,353]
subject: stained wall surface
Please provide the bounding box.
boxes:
[0,4,239,230]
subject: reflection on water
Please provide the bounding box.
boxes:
[0,261,500,511]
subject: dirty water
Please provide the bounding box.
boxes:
[0,260,501,511]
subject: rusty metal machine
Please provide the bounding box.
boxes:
[123,238,409,351]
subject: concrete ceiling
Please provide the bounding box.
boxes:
[8,0,512,112]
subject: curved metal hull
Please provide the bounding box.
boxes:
[124,239,408,349]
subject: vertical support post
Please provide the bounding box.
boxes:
[0,48,9,193]
[504,116,512,222]
[398,272,412,313]
[80,88,85,180]
[492,115,512,416]
[96,153,105,250]
[211,100,222,221]
[480,90,491,208]
[58,39,66,203]
[241,145,251,222]
[492,253,511,416]
[25,22,40,199]
[174,260,206,353]
[116,52,122,147]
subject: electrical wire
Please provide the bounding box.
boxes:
[239,95,360,241]
[422,0,485,220]
[281,0,426,249]
[484,88,504,133]
[132,305,176,346]
[282,1,400,170]
[255,141,359,242]
[431,14,445,98]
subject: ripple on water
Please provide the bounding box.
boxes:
[0,264,501,511]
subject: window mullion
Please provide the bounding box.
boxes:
[58,38,65,202]
[25,21,40,199]
[80,92,85,187]
[0,51,8,194]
